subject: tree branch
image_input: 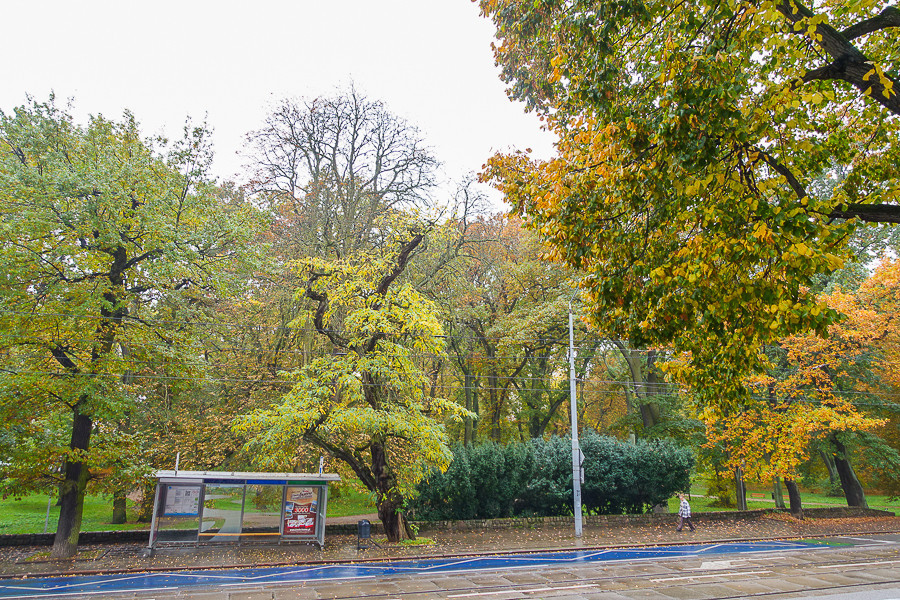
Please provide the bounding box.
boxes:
[374,233,424,296]
[828,203,900,223]
[304,271,349,349]
[842,6,900,40]
[778,0,900,116]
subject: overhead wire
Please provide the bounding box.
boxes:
[3,312,897,401]
[0,309,653,348]
[3,367,898,404]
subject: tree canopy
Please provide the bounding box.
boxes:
[235,218,471,542]
[0,98,259,557]
[479,0,900,411]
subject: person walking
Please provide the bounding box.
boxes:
[676,493,695,532]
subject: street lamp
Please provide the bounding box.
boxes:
[568,294,583,537]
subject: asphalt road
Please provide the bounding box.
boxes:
[4,534,900,600]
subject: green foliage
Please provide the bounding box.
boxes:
[410,442,533,520]
[705,474,737,509]
[523,435,573,515]
[851,431,900,499]
[410,433,693,519]
[479,0,900,423]
[580,432,694,513]
[0,97,261,555]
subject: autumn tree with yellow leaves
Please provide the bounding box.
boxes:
[479,0,900,457]
[235,219,471,542]
[772,259,900,503]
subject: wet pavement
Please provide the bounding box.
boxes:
[2,512,898,579]
[0,540,837,598]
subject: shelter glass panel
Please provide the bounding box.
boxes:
[239,484,282,541]
[200,483,244,542]
[154,484,201,543]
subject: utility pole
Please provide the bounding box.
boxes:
[568,296,583,537]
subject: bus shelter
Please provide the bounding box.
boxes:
[148,470,341,552]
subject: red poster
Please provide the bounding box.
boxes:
[283,486,318,536]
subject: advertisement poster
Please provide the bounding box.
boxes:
[163,485,201,516]
[283,486,319,536]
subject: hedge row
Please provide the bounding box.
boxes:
[409,432,693,521]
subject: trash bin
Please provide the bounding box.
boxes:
[357,519,380,549]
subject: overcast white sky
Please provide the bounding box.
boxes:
[2,0,555,204]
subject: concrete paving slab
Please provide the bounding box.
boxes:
[616,590,682,599]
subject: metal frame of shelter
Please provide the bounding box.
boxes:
[148,470,341,553]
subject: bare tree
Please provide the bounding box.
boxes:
[246,85,439,260]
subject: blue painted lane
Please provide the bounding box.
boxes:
[0,540,821,598]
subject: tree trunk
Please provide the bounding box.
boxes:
[401,512,417,541]
[112,490,127,525]
[772,477,786,509]
[463,371,475,446]
[51,409,93,559]
[785,478,804,519]
[616,343,662,434]
[378,494,404,543]
[734,467,747,511]
[819,449,842,496]
[488,372,502,442]
[136,481,156,523]
[831,436,868,508]
[640,351,662,429]
[372,441,404,542]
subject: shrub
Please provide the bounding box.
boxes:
[519,436,573,516]
[411,432,694,520]
[409,441,533,520]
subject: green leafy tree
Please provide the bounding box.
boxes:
[0,98,259,557]
[479,0,900,419]
[235,221,471,542]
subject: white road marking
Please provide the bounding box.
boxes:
[651,570,771,582]
[219,574,377,586]
[699,560,741,570]
[449,584,597,597]
[816,559,900,569]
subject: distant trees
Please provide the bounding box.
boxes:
[8,79,898,551]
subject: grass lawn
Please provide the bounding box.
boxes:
[669,490,900,514]
[0,487,377,535]
[0,494,148,535]
[3,487,891,535]
[326,487,377,518]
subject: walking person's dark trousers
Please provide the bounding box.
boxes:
[677,516,694,531]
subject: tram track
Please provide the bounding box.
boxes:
[216,571,900,600]
[4,538,900,599]
[208,545,900,600]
